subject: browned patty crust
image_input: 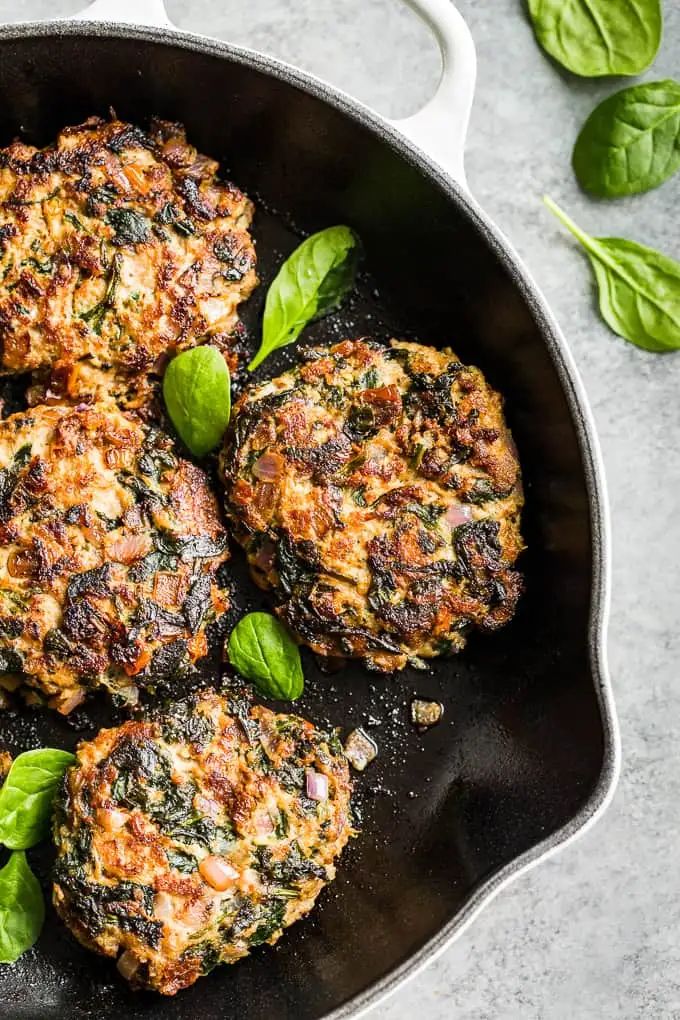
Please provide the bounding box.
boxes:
[222,338,524,671]
[0,116,257,406]
[53,689,352,995]
[0,402,229,712]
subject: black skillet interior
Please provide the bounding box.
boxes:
[0,28,606,1020]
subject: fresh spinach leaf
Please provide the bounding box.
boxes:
[249,225,359,371]
[162,346,231,457]
[0,851,44,963]
[545,196,680,352]
[527,0,662,78]
[0,748,75,850]
[228,612,304,701]
[573,80,680,197]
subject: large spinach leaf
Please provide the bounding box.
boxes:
[163,346,231,457]
[0,852,44,963]
[228,612,304,701]
[545,196,680,352]
[249,226,359,371]
[527,0,662,77]
[573,80,680,197]
[0,749,75,850]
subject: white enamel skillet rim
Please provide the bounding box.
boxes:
[0,1,621,1016]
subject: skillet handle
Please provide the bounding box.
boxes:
[75,0,475,187]
[73,0,172,27]
[390,0,476,188]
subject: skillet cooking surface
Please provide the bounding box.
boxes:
[0,26,610,1020]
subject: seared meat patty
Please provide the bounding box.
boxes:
[0,116,257,406]
[0,402,229,712]
[222,338,523,671]
[53,689,352,995]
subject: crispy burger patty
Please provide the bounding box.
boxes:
[0,402,229,712]
[53,689,352,995]
[222,338,523,671]
[0,116,257,405]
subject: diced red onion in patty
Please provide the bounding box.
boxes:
[305,769,329,802]
[252,451,284,481]
[117,950,141,980]
[153,892,175,922]
[53,689,87,715]
[199,855,238,891]
[254,813,274,836]
[445,503,473,527]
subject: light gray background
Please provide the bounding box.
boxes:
[3,1,679,1017]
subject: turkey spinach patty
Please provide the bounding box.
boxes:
[53,689,352,995]
[0,116,257,407]
[0,401,229,712]
[222,338,523,671]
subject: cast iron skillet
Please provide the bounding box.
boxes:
[0,2,620,1018]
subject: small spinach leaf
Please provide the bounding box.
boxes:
[106,207,151,246]
[155,203,195,236]
[527,0,662,78]
[0,851,45,962]
[249,225,359,371]
[0,748,76,850]
[228,612,304,701]
[162,346,231,457]
[166,848,198,874]
[80,253,122,335]
[545,195,680,352]
[573,80,680,197]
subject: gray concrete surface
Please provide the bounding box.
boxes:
[4,1,679,1017]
